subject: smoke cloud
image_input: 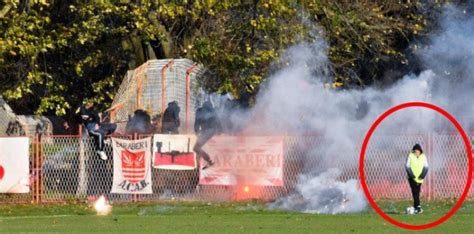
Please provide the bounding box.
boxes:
[203,3,473,214]
[269,168,366,214]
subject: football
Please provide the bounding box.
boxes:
[406,207,415,215]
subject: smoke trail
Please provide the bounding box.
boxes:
[256,38,372,214]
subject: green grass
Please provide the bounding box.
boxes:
[0,200,473,233]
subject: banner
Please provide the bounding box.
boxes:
[199,136,284,186]
[0,137,30,193]
[111,137,152,194]
[153,134,197,170]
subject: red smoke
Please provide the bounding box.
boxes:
[233,183,263,201]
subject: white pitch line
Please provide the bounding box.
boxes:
[0,214,75,220]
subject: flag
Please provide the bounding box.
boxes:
[153,134,197,170]
[0,137,30,193]
[199,136,284,186]
[111,137,152,194]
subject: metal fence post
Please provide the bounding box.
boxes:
[428,133,433,201]
[35,134,40,204]
[134,61,149,110]
[185,63,198,133]
[36,133,44,204]
[133,133,138,203]
[161,60,175,114]
[32,134,36,204]
[76,126,88,197]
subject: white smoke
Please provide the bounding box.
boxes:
[243,3,473,214]
[255,38,373,214]
[192,3,474,213]
[270,169,366,214]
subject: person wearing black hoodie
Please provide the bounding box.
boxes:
[126,109,154,134]
[194,101,221,169]
[162,101,181,134]
[77,101,116,160]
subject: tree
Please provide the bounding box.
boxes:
[0,0,442,117]
[303,1,428,87]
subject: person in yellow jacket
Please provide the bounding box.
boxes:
[405,144,429,214]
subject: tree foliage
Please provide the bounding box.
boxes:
[305,1,427,87]
[0,0,445,117]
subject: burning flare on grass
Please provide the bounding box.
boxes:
[244,186,250,193]
[94,195,112,216]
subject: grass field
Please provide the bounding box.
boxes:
[0,200,473,233]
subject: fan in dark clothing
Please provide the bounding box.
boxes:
[77,101,116,160]
[162,101,181,134]
[194,101,221,169]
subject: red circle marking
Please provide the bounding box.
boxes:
[359,102,473,230]
[0,165,4,180]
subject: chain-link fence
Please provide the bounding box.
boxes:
[0,96,17,135]
[364,134,427,200]
[111,59,205,134]
[364,134,470,200]
[1,133,472,204]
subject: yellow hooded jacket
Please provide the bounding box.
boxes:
[405,152,429,184]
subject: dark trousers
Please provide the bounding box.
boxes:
[408,178,422,207]
[193,130,216,164]
[162,122,179,134]
[87,123,117,151]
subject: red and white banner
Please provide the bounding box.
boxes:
[0,137,30,193]
[111,137,152,194]
[199,136,284,186]
[153,134,197,170]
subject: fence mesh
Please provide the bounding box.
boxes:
[1,133,472,203]
[111,59,205,134]
[430,134,469,199]
[0,96,17,135]
[365,134,427,199]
